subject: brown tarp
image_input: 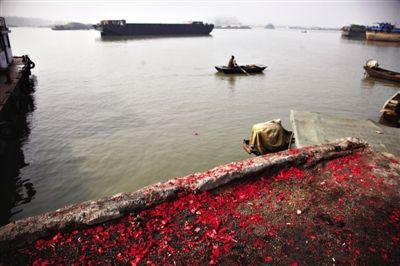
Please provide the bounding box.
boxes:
[249,119,292,155]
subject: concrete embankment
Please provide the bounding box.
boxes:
[0,138,399,264]
[290,110,400,157]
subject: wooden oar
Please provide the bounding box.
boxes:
[237,65,250,75]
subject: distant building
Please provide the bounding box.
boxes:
[265,23,275,29]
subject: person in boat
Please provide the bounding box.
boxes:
[228,55,238,68]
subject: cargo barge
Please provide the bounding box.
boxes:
[366,22,400,42]
[96,20,214,36]
[341,24,366,39]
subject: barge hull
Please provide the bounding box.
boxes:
[101,23,214,36]
[366,31,400,42]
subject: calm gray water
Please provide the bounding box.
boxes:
[6,27,400,222]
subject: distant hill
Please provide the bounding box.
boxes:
[288,25,340,31]
[51,22,93,30]
[210,16,243,27]
[4,16,64,27]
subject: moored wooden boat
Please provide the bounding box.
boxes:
[363,60,400,83]
[380,92,400,128]
[215,64,266,74]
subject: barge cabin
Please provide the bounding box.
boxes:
[341,24,366,39]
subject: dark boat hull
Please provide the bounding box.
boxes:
[100,23,214,36]
[215,65,266,74]
[364,66,400,82]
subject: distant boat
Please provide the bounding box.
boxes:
[341,24,366,39]
[364,59,400,83]
[265,23,275,29]
[301,30,307,33]
[96,20,214,36]
[366,22,400,42]
[214,25,251,29]
[215,65,266,74]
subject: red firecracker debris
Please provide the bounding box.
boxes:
[0,149,399,265]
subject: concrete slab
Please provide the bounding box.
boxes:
[290,110,400,157]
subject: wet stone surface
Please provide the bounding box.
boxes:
[0,148,399,265]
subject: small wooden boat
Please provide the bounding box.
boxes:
[364,59,400,83]
[380,92,400,127]
[215,64,266,74]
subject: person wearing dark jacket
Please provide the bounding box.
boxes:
[228,55,237,68]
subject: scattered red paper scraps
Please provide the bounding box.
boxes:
[1,149,399,265]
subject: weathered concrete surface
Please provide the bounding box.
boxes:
[0,138,399,265]
[290,110,400,157]
[0,138,367,250]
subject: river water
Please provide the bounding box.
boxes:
[3,27,400,223]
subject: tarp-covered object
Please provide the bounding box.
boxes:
[249,119,292,155]
[366,59,379,68]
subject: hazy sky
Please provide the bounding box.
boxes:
[1,0,399,27]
